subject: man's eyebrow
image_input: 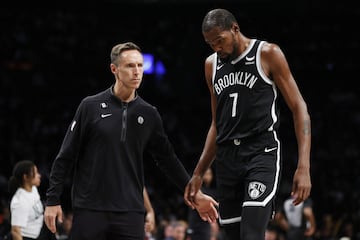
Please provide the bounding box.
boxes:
[206,36,223,44]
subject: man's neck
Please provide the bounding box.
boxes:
[113,84,136,103]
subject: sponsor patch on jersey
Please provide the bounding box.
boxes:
[248,181,266,200]
[100,102,108,109]
[138,116,144,124]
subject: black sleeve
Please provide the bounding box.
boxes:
[147,109,190,193]
[46,100,86,206]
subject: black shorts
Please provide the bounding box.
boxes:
[215,131,282,225]
[70,209,144,240]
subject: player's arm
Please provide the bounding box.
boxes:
[184,55,217,205]
[261,42,311,205]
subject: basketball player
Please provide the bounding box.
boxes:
[184,8,312,239]
[44,42,218,240]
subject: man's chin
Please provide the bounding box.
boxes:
[219,56,230,63]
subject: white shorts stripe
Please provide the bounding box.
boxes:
[219,216,242,225]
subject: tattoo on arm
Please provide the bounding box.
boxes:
[303,119,311,135]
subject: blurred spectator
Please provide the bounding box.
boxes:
[8,160,56,240]
[275,196,316,240]
[172,220,188,240]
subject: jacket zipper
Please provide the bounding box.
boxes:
[121,103,127,141]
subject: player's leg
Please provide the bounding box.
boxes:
[241,142,281,239]
[218,188,243,240]
[216,144,246,240]
[216,164,244,240]
[241,203,274,239]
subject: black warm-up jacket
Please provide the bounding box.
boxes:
[46,86,190,213]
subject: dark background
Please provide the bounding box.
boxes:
[1,0,360,238]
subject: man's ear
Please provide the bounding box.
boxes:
[110,63,117,74]
[232,24,239,33]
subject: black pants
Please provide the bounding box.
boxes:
[70,209,144,240]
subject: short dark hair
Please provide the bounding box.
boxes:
[202,8,237,33]
[110,42,142,64]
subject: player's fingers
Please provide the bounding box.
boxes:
[185,197,196,209]
[291,191,301,205]
[189,184,197,198]
[292,188,307,205]
[145,222,152,232]
[190,186,198,205]
[210,197,219,207]
[202,213,212,223]
[209,214,217,223]
[211,203,219,219]
[184,196,193,208]
[184,184,190,200]
[199,212,208,222]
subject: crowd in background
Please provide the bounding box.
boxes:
[1,1,360,239]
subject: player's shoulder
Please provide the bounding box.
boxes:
[204,52,217,75]
[205,52,216,65]
[260,41,283,57]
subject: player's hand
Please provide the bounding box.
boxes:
[144,211,155,233]
[291,167,311,205]
[184,175,203,209]
[194,190,219,223]
[44,205,63,233]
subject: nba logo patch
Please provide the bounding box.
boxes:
[248,181,266,199]
[100,102,108,109]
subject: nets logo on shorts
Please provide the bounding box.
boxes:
[248,181,266,199]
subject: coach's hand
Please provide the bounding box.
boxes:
[44,205,63,233]
[184,175,203,209]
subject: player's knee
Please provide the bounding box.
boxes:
[222,222,240,240]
